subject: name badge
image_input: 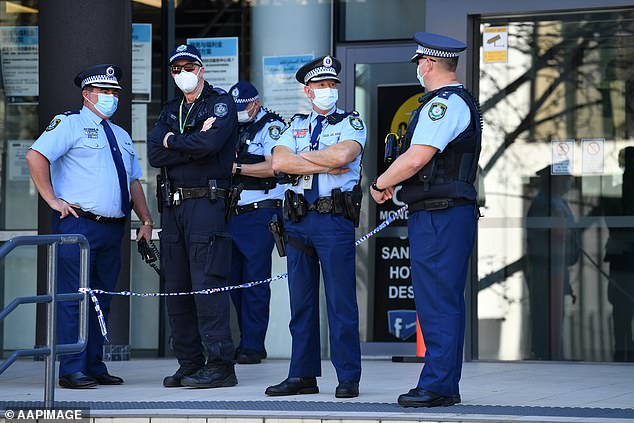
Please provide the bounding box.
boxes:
[84,128,99,139]
[302,175,313,190]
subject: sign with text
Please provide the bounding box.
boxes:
[483,26,508,63]
[262,54,313,120]
[551,139,575,175]
[187,37,239,91]
[0,26,38,104]
[132,23,152,102]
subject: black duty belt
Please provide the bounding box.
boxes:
[235,199,283,215]
[408,198,475,213]
[174,186,227,201]
[74,208,127,224]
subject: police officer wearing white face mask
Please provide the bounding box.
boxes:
[27,64,153,389]
[226,81,286,365]
[148,44,239,389]
[266,55,366,399]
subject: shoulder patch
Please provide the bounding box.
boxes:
[349,116,364,130]
[268,125,282,140]
[428,102,447,121]
[214,103,228,118]
[46,118,62,132]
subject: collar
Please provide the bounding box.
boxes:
[81,106,106,126]
[309,106,338,123]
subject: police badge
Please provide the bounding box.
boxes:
[214,103,228,118]
[428,102,447,121]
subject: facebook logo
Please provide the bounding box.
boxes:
[387,310,417,340]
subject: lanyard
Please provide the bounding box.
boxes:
[178,92,202,133]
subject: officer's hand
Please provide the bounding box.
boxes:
[163,132,174,148]
[136,225,153,243]
[51,198,79,219]
[327,167,350,175]
[370,188,387,204]
[201,117,216,132]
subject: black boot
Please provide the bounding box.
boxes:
[265,377,319,396]
[163,363,203,388]
[180,362,238,389]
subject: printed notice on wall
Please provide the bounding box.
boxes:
[551,139,575,175]
[8,140,31,181]
[0,26,38,104]
[581,138,605,174]
[132,23,152,102]
[262,55,313,120]
[483,26,508,64]
[187,37,238,91]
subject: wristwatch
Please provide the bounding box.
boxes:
[235,163,242,175]
[142,220,154,227]
[371,181,385,193]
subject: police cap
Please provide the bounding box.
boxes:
[169,44,203,65]
[295,55,341,85]
[74,64,122,90]
[410,32,466,62]
[229,81,259,112]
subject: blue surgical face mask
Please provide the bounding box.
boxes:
[87,93,119,117]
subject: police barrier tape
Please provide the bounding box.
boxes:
[81,205,409,339]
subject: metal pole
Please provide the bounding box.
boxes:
[44,242,57,408]
[79,239,89,346]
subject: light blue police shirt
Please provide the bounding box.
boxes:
[238,108,286,206]
[275,107,367,197]
[30,106,142,218]
[410,84,470,152]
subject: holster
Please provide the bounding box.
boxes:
[342,185,363,227]
[283,189,308,223]
[276,172,302,186]
[332,188,344,216]
[225,183,243,221]
[268,214,287,257]
[156,174,164,214]
[157,169,173,211]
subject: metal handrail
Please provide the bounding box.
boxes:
[0,235,89,408]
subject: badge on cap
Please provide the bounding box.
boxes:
[214,103,228,118]
[106,66,115,77]
[177,44,187,52]
[323,56,333,67]
[428,102,447,121]
[231,87,239,98]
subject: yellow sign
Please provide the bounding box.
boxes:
[483,26,508,64]
[390,92,424,136]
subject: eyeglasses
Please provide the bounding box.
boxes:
[86,88,120,96]
[171,63,200,74]
[421,56,437,62]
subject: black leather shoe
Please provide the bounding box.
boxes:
[335,381,359,398]
[397,388,460,407]
[58,372,98,389]
[265,377,319,396]
[163,363,203,388]
[180,363,238,389]
[93,373,124,385]
[235,349,266,364]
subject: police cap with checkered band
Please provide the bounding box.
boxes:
[410,32,466,62]
[74,64,122,90]
[295,55,341,85]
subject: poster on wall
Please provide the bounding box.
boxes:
[483,26,508,64]
[581,138,605,174]
[132,23,152,102]
[262,54,313,120]
[551,139,575,175]
[0,26,38,104]
[186,37,238,91]
[8,140,31,181]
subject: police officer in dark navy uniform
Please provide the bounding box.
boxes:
[27,64,153,389]
[147,44,238,389]
[371,32,481,407]
[227,81,285,364]
[265,56,366,399]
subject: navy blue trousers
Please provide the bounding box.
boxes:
[52,214,124,378]
[160,198,234,366]
[228,207,280,355]
[285,212,361,383]
[408,205,477,396]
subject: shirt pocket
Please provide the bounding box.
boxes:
[75,137,107,161]
[119,141,137,176]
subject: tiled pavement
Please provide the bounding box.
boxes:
[1,358,634,422]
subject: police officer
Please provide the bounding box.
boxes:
[370,32,481,407]
[265,56,366,398]
[26,64,153,389]
[227,81,285,364]
[147,44,238,389]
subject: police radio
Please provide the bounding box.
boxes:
[384,132,403,165]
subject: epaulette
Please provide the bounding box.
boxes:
[291,113,308,121]
[262,108,286,126]
[62,110,80,116]
[326,111,357,125]
[438,90,455,100]
[212,87,228,96]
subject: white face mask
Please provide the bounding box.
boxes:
[237,104,256,123]
[416,64,426,87]
[311,87,338,111]
[174,68,200,93]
